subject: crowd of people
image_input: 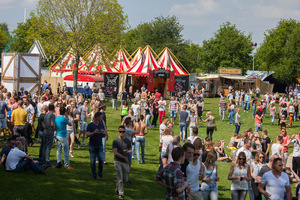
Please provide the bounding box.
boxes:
[0,80,300,199]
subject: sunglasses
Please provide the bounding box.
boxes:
[194,153,200,156]
[119,131,125,133]
[259,156,264,158]
[239,158,245,160]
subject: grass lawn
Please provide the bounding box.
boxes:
[0,97,298,200]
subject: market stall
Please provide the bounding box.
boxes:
[196,68,249,97]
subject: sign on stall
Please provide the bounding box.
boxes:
[219,68,242,75]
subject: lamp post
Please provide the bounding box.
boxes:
[251,43,257,71]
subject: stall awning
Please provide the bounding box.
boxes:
[196,75,219,80]
[220,75,247,80]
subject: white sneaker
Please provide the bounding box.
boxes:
[82,141,86,145]
[132,156,135,159]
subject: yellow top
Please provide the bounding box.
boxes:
[11,108,28,126]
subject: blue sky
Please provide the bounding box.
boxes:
[0,0,299,47]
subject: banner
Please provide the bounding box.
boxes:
[167,71,175,92]
[175,76,189,92]
[148,70,155,92]
[104,73,119,95]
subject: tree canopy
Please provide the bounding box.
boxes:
[199,22,253,74]
[256,19,300,84]
[33,0,127,92]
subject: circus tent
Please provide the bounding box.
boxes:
[126,45,161,76]
[82,44,119,75]
[50,48,86,76]
[157,47,189,76]
[130,47,143,66]
[113,46,132,72]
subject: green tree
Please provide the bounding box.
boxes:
[0,28,6,52]
[200,22,253,73]
[35,0,127,92]
[11,18,35,53]
[0,23,12,52]
[256,19,300,84]
[123,15,192,71]
[185,43,203,73]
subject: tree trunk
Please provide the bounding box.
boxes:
[73,53,80,94]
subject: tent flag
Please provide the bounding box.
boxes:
[158,48,188,76]
[167,70,176,92]
[148,69,155,91]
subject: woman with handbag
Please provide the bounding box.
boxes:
[201,152,219,200]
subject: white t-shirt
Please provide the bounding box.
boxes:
[187,136,200,144]
[25,104,35,124]
[6,147,26,171]
[158,100,167,111]
[261,171,290,200]
[131,104,141,116]
[187,160,201,192]
[159,124,167,138]
[161,135,173,152]
[236,147,252,166]
[37,102,44,117]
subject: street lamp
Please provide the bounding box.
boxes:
[251,43,257,71]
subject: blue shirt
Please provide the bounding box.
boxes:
[87,121,104,146]
[43,83,48,91]
[55,116,69,137]
[84,85,90,93]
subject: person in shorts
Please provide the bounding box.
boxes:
[78,100,90,145]
[169,97,179,124]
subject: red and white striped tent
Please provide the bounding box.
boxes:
[82,45,119,75]
[158,47,189,76]
[130,47,143,66]
[126,46,162,76]
[51,48,86,74]
[113,46,132,73]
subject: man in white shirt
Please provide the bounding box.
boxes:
[158,97,167,124]
[258,158,292,200]
[131,100,141,122]
[6,141,45,174]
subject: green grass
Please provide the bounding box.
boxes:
[0,98,298,199]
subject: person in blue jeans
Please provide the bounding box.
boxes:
[179,105,189,141]
[54,106,73,169]
[86,112,107,180]
[244,92,251,112]
[251,97,257,118]
[83,82,90,100]
[135,115,147,164]
[228,101,236,125]
[5,141,45,175]
[235,108,241,134]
